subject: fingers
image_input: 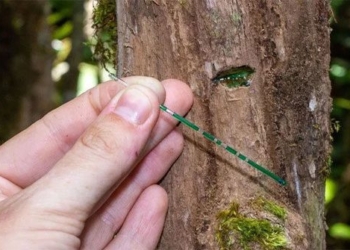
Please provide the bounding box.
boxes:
[105,185,168,250]
[22,82,165,225]
[80,129,183,249]
[0,176,21,201]
[145,79,193,151]
[0,78,193,188]
[0,80,121,188]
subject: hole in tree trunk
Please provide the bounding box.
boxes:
[212,65,255,88]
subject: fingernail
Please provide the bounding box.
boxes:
[114,88,151,125]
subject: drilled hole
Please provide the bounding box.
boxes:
[212,66,255,88]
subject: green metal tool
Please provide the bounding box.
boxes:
[109,73,286,186]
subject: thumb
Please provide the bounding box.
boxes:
[29,80,164,222]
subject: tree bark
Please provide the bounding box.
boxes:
[117,1,331,249]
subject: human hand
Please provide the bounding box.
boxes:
[0,77,193,249]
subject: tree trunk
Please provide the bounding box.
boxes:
[0,0,54,143]
[59,0,86,103]
[117,1,331,249]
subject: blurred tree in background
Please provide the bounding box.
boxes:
[0,0,103,143]
[327,0,350,248]
[0,0,350,248]
[50,0,87,103]
[0,0,54,142]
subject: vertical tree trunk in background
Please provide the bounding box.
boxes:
[59,0,86,103]
[0,0,54,143]
[118,1,331,249]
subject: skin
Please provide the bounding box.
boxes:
[0,77,193,249]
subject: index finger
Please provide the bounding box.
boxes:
[0,77,171,188]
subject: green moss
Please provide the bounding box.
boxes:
[251,197,287,221]
[178,0,187,6]
[231,13,242,25]
[216,202,287,250]
[91,0,117,71]
[320,156,332,176]
[212,66,254,88]
[331,118,340,133]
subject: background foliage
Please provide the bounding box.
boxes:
[327,0,350,248]
[0,0,349,248]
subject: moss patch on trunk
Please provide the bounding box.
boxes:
[91,0,117,71]
[216,198,287,250]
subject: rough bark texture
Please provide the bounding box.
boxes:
[0,0,54,143]
[117,1,331,249]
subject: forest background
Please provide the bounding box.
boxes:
[0,0,349,248]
